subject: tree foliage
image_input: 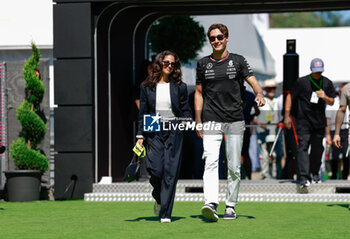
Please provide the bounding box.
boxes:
[148,16,206,63]
[270,11,350,28]
[10,42,48,172]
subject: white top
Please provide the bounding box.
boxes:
[156,83,175,121]
[256,95,283,143]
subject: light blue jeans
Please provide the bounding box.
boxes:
[202,121,245,207]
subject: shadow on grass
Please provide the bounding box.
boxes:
[326,204,350,209]
[125,216,185,222]
[0,208,4,210]
[190,214,255,222]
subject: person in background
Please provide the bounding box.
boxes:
[134,59,153,109]
[284,58,336,187]
[241,90,260,179]
[132,59,153,180]
[255,79,283,179]
[333,83,350,180]
[136,50,191,223]
[326,83,349,179]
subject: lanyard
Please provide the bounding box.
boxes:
[266,98,275,110]
[309,75,323,90]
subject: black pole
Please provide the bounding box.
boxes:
[283,39,299,94]
[282,39,299,179]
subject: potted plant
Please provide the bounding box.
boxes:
[5,43,48,201]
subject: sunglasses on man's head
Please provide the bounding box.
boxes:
[209,34,227,42]
[162,61,176,67]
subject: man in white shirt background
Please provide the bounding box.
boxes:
[255,79,283,179]
[326,83,349,179]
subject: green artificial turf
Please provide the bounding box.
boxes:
[0,201,349,239]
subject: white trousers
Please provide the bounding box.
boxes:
[259,142,275,179]
[202,121,245,207]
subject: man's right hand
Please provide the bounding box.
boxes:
[196,129,203,139]
[333,134,341,148]
[195,121,203,139]
[284,116,292,130]
[194,84,204,139]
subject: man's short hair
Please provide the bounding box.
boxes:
[207,24,229,38]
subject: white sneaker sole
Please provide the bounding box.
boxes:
[201,205,219,222]
[160,218,171,223]
[223,216,236,220]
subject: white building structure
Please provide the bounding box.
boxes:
[262,27,350,84]
[0,0,54,106]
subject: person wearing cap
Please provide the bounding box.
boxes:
[255,79,283,179]
[284,58,336,188]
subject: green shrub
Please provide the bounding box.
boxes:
[17,101,46,148]
[10,137,48,171]
[9,42,48,172]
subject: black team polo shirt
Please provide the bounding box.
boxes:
[291,74,336,129]
[196,53,254,123]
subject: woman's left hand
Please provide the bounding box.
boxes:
[137,138,144,147]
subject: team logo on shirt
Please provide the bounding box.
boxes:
[227,60,236,79]
[206,63,213,69]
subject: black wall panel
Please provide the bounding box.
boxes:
[54,106,93,152]
[53,3,92,58]
[54,153,93,199]
[54,59,93,105]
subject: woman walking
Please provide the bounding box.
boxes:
[136,50,191,223]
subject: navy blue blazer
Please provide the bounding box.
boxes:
[137,80,192,136]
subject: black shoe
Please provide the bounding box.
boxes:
[300,179,310,188]
[201,203,219,222]
[311,174,322,184]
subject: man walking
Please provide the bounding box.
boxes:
[333,82,350,210]
[333,83,350,174]
[195,23,265,222]
[326,83,349,179]
[284,58,335,187]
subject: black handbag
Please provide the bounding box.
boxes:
[123,154,141,182]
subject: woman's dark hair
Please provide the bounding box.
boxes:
[143,50,182,90]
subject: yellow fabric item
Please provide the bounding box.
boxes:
[133,142,146,158]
